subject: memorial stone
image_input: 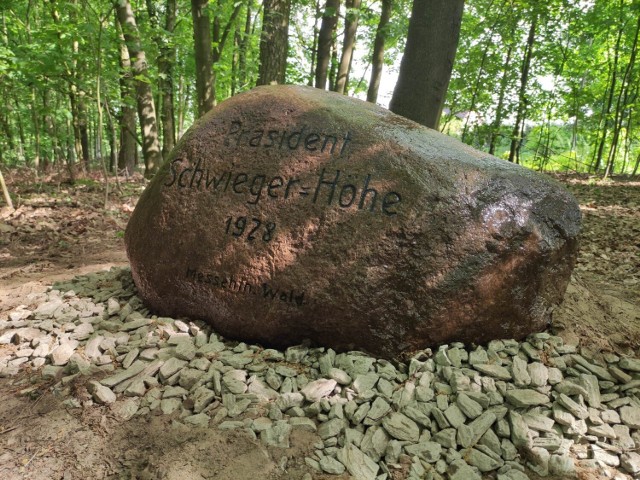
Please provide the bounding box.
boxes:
[125,85,581,359]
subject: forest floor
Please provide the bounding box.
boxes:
[0,169,638,480]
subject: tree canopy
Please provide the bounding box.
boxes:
[1,0,639,179]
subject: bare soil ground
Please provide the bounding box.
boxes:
[0,169,638,479]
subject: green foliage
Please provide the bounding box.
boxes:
[448,0,640,175]
[1,0,639,178]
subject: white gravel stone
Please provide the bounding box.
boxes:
[549,454,575,476]
[466,447,503,472]
[318,418,346,439]
[328,367,352,385]
[175,341,196,361]
[382,412,420,442]
[404,441,442,463]
[339,444,379,480]
[88,381,116,405]
[107,298,121,316]
[365,397,391,424]
[511,356,531,387]
[352,373,379,397]
[319,456,345,474]
[621,452,640,474]
[18,269,640,480]
[527,446,550,476]
[112,398,140,420]
[457,393,483,419]
[184,413,210,427]
[100,360,146,388]
[527,362,549,387]
[620,406,640,429]
[160,398,181,415]
[557,393,589,419]
[473,364,512,380]
[591,444,620,467]
[158,357,187,381]
[260,420,292,448]
[49,340,79,366]
[444,404,466,428]
[300,378,337,402]
[618,357,640,372]
[84,336,103,358]
[448,459,481,480]
[505,389,549,408]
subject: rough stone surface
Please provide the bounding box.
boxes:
[505,389,550,408]
[619,407,640,430]
[125,85,581,359]
[88,381,116,405]
[339,444,379,480]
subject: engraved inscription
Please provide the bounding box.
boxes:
[165,161,402,216]
[186,267,305,306]
[224,216,276,242]
[224,120,352,157]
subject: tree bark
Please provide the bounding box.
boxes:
[237,1,254,90]
[116,17,137,175]
[508,15,537,164]
[257,0,291,85]
[116,0,162,178]
[160,0,177,158]
[389,0,465,129]
[31,87,41,172]
[592,0,624,173]
[334,0,361,94]
[308,0,321,86]
[328,35,338,91]
[604,11,640,179]
[191,0,215,117]
[315,0,340,89]
[367,0,392,103]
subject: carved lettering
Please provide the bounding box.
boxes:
[186,267,305,306]
[224,120,352,157]
[165,122,402,216]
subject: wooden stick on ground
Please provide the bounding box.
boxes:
[0,166,13,210]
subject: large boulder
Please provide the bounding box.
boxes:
[125,85,580,359]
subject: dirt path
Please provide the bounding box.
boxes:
[0,173,638,480]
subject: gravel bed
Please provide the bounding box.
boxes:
[1,267,639,480]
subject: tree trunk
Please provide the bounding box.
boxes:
[593,0,624,173]
[334,0,361,94]
[308,0,321,86]
[633,151,640,176]
[160,0,177,158]
[116,0,162,178]
[488,43,512,156]
[389,0,465,129]
[191,0,215,117]
[116,15,138,175]
[237,1,254,90]
[328,36,338,91]
[315,0,340,89]
[31,87,41,172]
[147,0,177,158]
[257,0,291,85]
[78,97,90,170]
[508,15,537,164]
[367,0,392,103]
[460,0,504,144]
[209,5,242,102]
[604,11,640,179]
